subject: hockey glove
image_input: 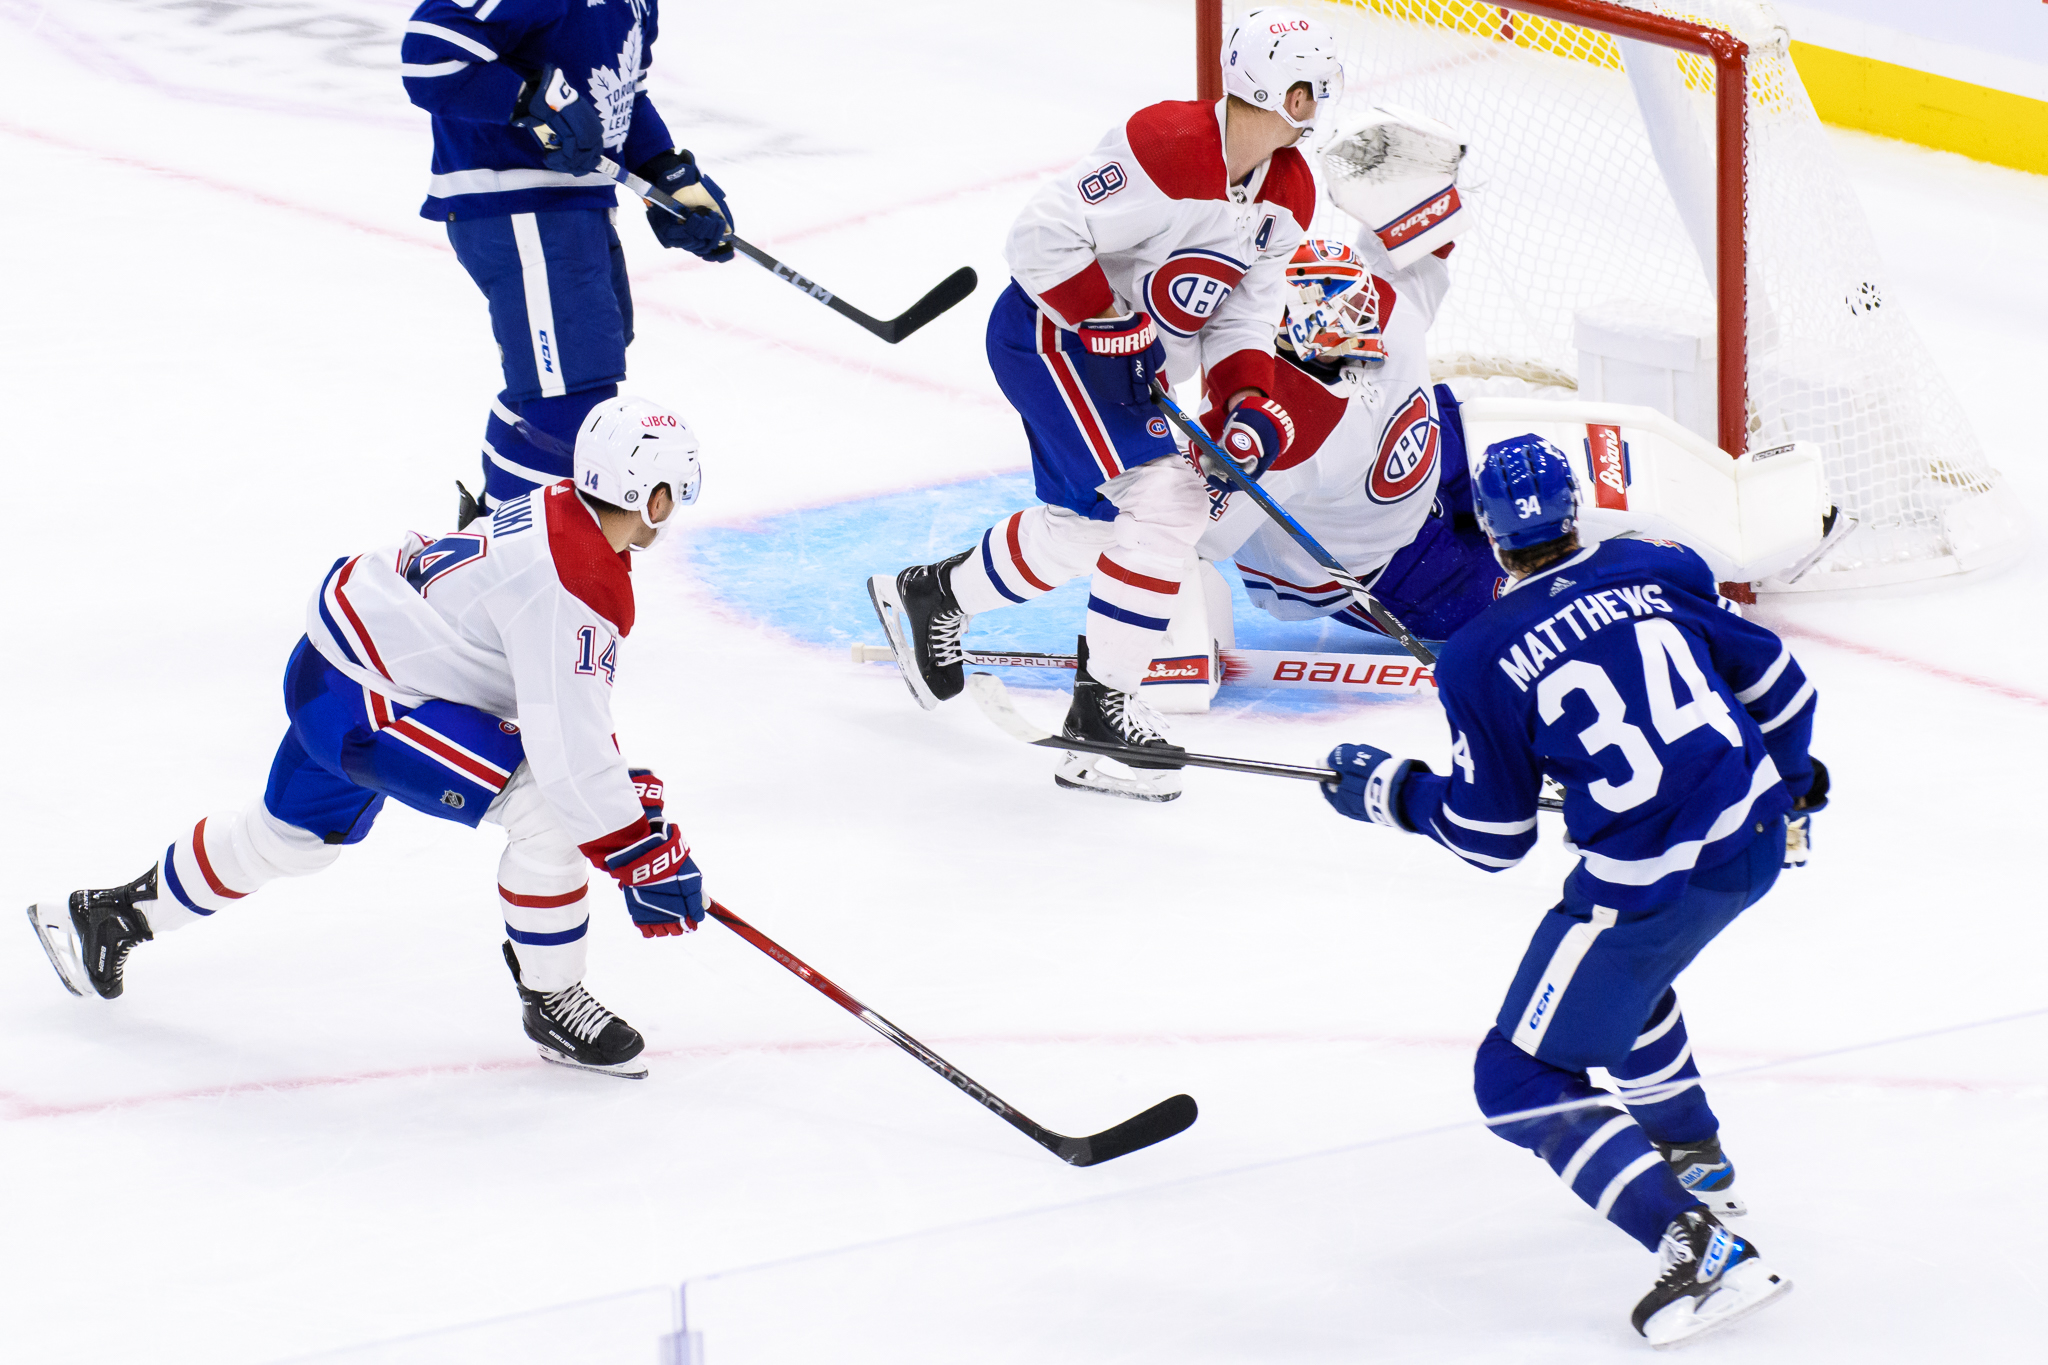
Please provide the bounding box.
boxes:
[1074,312,1166,407]
[628,766,666,821]
[1783,757,1829,869]
[634,149,734,262]
[1322,742,1424,831]
[511,66,605,177]
[603,820,705,936]
[1217,397,1295,481]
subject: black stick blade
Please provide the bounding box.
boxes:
[883,266,978,343]
[1054,1094,1198,1167]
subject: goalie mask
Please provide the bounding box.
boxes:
[573,396,702,549]
[1281,239,1387,371]
[1221,7,1345,139]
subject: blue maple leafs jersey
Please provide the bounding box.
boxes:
[400,0,674,221]
[1397,538,1818,911]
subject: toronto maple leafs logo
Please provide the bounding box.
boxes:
[587,16,646,151]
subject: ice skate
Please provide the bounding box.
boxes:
[1656,1135,1745,1218]
[1055,637,1186,802]
[1631,1209,1789,1349]
[502,941,647,1079]
[867,548,974,710]
[27,867,159,1000]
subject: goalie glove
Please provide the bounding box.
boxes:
[511,65,605,176]
[1322,742,1426,831]
[1073,312,1166,407]
[1783,757,1830,869]
[1321,105,1467,269]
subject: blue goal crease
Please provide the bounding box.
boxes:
[668,473,1423,716]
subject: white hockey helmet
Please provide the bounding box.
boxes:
[573,395,701,548]
[1221,8,1345,136]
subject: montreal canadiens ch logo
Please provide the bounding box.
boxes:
[1368,388,1439,504]
[1143,249,1247,338]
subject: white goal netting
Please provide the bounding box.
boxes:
[1283,0,2026,590]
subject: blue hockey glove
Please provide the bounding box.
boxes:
[1217,397,1295,481]
[634,149,735,262]
[511,66,605,176]
[1074,312,1166,407]
[1783,757,1829,868]
[604,820,705,937]
[1322,742,1425,830]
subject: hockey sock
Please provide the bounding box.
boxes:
[1474,1028,1700,1251]
[488,768,591,994]
[151,800,341,932]
[1610,989,1720,1144]
[949,507,1111,615]
[481,386,617,501]
[1083,548,1183,693]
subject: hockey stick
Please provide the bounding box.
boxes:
[1150,382,1437,668]
[966,672,1563,810]
[606,158,977,344]
[851,643,1441,696]
[702,899,1198,1166]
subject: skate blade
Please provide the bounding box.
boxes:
[1053,751,1183,803]
[1645,1261,1792,1350]
[535,1045,648,1080]
[866,574,939,712]
[25,902,88,998]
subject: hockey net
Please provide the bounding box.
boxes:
[1250,0,2026,590]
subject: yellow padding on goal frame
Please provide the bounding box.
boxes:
[1327,1,2048,176]
[1791,42,2048,178]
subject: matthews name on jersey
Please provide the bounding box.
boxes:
[1400,537,1817,911]
[400,0,672,221]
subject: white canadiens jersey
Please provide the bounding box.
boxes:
[1197,232,1454,614]
[1006,99,1317,404]
[306,483,643,846]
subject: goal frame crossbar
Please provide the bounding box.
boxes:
[1195,1,1751,459]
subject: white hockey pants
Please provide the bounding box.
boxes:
[948,456,1211,694]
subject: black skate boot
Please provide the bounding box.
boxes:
[1656,1134,1745,1217]
[502,941,647,1079]
[1631,1208,1790,1349]
[1055,637,1187,803]
[26,867,159,1000]
[867,547,973,710]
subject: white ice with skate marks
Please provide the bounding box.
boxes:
[2,0,2046,1361]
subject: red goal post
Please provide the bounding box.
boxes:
[1196,0,1750,460]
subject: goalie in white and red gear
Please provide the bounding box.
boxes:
[1198,112,1503,644]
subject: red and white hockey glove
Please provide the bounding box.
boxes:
[597,820,705,937]
[1074,311,1167,408]
[1218,397,1295,480]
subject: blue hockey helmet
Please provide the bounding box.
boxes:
[1474,434,1579,551]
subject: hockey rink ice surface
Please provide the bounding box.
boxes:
[2,1,2045,1360]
